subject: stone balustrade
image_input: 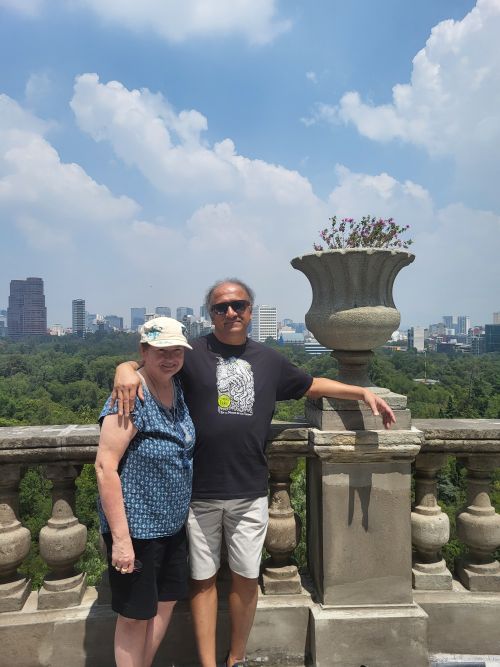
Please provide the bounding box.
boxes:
[413,419,500,593]
[1,420,500,666]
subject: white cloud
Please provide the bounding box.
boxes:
[2,0,289,44]
[70,74,318,214]
[77,0,289,44]
[0,94,140,245]
[306,71,318,84]
[307,0,500,201]
[1,86,326,323]
[328,165,433,221]
[70,74,236,195]
[25,71,53,107]
[2,81,498,328]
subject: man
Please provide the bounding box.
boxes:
[113,279,395,667]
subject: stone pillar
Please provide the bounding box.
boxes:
[411,453,452,589]
[38,464,87,609]
[262,456,301,594]
[456,454,500,592]
[0,464,31,612]
[307,428,429,667]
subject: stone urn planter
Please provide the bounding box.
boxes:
[291,248,415,428]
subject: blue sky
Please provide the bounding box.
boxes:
[1,0,498,329]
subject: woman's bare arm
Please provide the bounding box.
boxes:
[95,414,138,572]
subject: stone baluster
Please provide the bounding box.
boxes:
[262,456,302,594]
[411,453,452,589]
[0,464,31,611]
[38,464,88,609]
[456,454,500,591]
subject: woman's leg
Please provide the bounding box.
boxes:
[114,615,148,667]
[143,600,177,667]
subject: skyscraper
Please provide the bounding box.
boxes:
[456,315,471,335]
[105,315,124,330]
[251,305,277,343]
[130,307,146,331]
[176,307,194,321]
[7,277,47,339]
[155,306,171,317]
[72,299,86,338]
[442,315,455,331]
[485,325,500,353]
[407,326,425,352]
[493,312,500,324]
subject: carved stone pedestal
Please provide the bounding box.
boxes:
[38,572,87,610]
[262,563,301,595]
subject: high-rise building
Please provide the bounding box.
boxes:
[155,306,171,318]
[131,307,146,331]
[72,299,86,337]
[251,305,277,343]
[408,326,425,352]
[493,312,500,324]
[7,277,47,339]
[456,315,471,335]
[200,305,209,319]
[104,315,123,331]
[176,307,194,321]
[442,315,455,332]
[485,325,500,353]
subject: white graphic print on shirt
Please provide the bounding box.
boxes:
[216,356,254,416]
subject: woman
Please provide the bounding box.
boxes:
[95,317,195,667]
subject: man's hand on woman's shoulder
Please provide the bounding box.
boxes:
[112,361,143,417]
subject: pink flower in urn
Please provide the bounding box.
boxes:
[314,215,413,251]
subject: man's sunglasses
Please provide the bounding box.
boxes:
[210,300,250,316]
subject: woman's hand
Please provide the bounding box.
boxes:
[362,389,396,429]
[111,362,144,417]
[111,535,135,574]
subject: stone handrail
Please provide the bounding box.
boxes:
[1,420,500,614]
[412,419,500,593]
[0,425,94,613]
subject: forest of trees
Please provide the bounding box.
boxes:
[1,332,499,584]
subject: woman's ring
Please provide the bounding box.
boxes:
[114,565,120,571]
[120,568,128,573]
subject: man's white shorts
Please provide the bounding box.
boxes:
[186,497,269,580]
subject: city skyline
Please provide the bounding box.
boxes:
[1,1,499,327]
[3,278,498,333]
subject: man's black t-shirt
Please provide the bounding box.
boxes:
[180,334,313,500]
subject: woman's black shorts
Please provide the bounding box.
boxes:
[102,527,188,620]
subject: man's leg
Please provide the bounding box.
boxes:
[187,501,224,667]
[227,572,259,665]
[224,497,269,666]
[190,574,218,667]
